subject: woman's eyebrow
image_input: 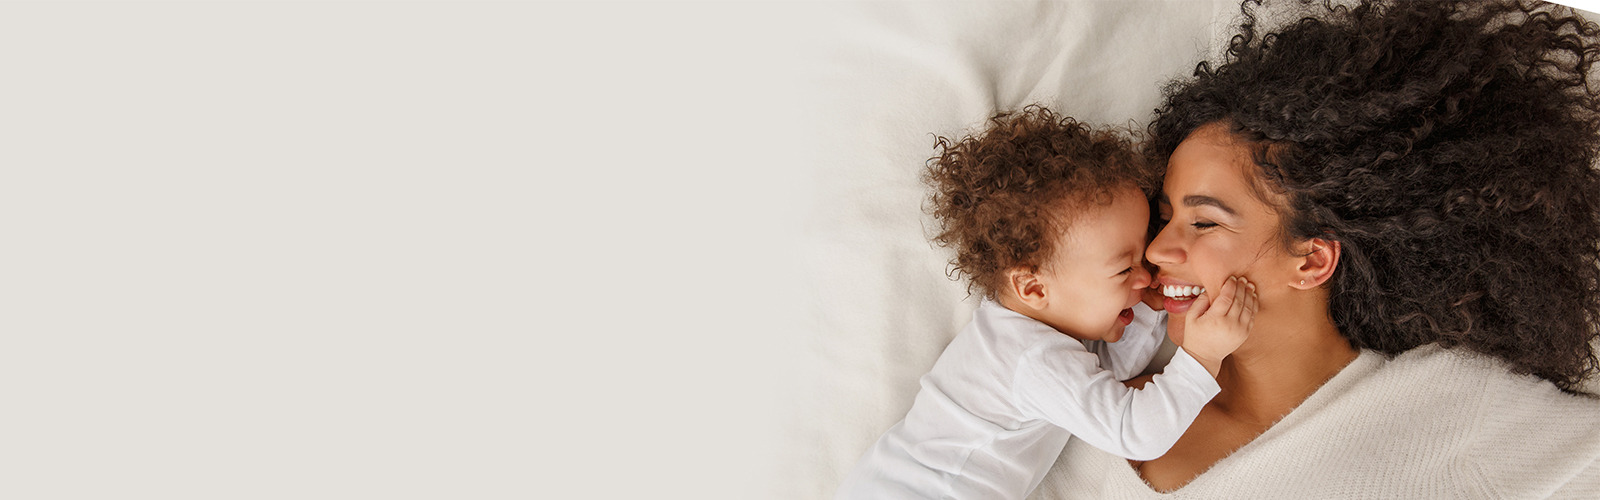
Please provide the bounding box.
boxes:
[1183,195,1238,216]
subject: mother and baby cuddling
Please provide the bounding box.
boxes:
[837,0,1600,497]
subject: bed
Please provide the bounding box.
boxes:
[784,2,1241,497]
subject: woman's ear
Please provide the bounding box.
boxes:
[1292,237,1340,290]
[1006,267,1048,308]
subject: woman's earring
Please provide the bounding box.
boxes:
[1300,279,1306,285]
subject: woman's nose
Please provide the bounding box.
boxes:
[1146,224,1184,267]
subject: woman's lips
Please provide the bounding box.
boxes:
[1158,278,1205,315]
[1164,296,1195,314]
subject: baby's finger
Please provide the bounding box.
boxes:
[1240,281,1258,326]
[1187,286,1212,320]
[1206,277,1237,319]
[1226,277,1249,320]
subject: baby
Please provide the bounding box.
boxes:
[836,106,1256,499]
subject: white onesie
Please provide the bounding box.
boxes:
[835,300,1219,499]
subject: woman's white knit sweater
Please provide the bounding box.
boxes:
[1030,344,1600,498]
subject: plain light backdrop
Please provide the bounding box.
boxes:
[1,2,812,498]
[3,1,1596,499]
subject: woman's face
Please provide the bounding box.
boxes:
[1147,123,1299,336]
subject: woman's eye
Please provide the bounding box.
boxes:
[1192,221,1218,229]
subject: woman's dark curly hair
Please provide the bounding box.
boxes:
[1149,0,1600,392]
[927,105,1153,299]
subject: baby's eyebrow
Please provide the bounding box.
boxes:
[1106,249,1134,267]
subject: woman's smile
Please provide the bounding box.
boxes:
[1157,277,1205,314]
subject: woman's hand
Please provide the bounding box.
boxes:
[1181,276,1256,378]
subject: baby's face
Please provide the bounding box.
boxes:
[1034,186,1153,342]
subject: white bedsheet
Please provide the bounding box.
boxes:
[786,2,1239,497]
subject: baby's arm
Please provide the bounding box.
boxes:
[1011,345,1219,461]
[1011,277,1256,460]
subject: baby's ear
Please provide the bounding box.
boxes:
[1006,267,1047,308]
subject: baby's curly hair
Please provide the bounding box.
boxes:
[1150,0,1600,391]
[927,106,1153,300]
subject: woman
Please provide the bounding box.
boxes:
[1033,0,1600,496]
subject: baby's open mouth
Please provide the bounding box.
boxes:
[1162,285,1206,301]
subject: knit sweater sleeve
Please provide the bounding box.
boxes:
[1463,367,1600,498]
[1548,457,1600,499]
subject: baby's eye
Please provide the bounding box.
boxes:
[1117,267,1134,276]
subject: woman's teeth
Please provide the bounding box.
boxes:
[1162,285,1205,300]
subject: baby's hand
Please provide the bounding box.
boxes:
[1182,276,1256,377]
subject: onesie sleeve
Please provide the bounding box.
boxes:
[1011,346,1219,461]
[1096,303,1166,381]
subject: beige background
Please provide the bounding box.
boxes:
[3,1,1596,499]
